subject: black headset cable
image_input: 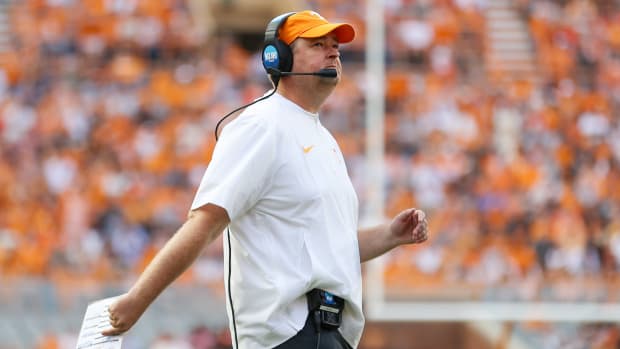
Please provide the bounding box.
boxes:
[214,80,279,141]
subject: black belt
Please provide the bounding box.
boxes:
[306,289,345,330]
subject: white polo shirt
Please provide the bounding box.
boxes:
[191,92,364,348]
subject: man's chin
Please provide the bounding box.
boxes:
[320,76,339,85]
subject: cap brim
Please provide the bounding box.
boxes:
[298,23,355,44]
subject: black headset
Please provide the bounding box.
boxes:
[261,12,296,77]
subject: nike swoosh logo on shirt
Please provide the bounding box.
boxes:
[303,145,315,154]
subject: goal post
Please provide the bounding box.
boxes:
[364,0,387,320]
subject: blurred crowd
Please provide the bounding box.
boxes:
[0,0,620,348]
[381,0,620,305]
[0,0,233,287]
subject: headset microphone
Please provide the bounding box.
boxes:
[278,68,338,78]
[268,68,338,78]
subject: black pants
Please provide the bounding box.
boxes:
[274,313,353,349]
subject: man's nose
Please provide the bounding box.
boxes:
[327,47,340,58]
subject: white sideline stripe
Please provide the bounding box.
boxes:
[367,302,620,322]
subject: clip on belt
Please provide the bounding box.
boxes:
[306,289,345,330]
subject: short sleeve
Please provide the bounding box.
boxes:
[190,114,277,220]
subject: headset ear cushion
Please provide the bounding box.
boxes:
[262,39,293,74]
[273,40,293,72]
[262,12,296,75]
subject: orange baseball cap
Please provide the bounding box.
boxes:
[279,11,355,45]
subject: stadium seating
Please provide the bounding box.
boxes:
[1,0,620,347]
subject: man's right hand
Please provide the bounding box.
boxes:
[101,292,146,336]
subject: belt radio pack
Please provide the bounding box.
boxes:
[306,289,345,330]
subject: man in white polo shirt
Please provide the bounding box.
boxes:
[103,10,429,349]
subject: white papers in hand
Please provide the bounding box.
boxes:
[75,296,123,349]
